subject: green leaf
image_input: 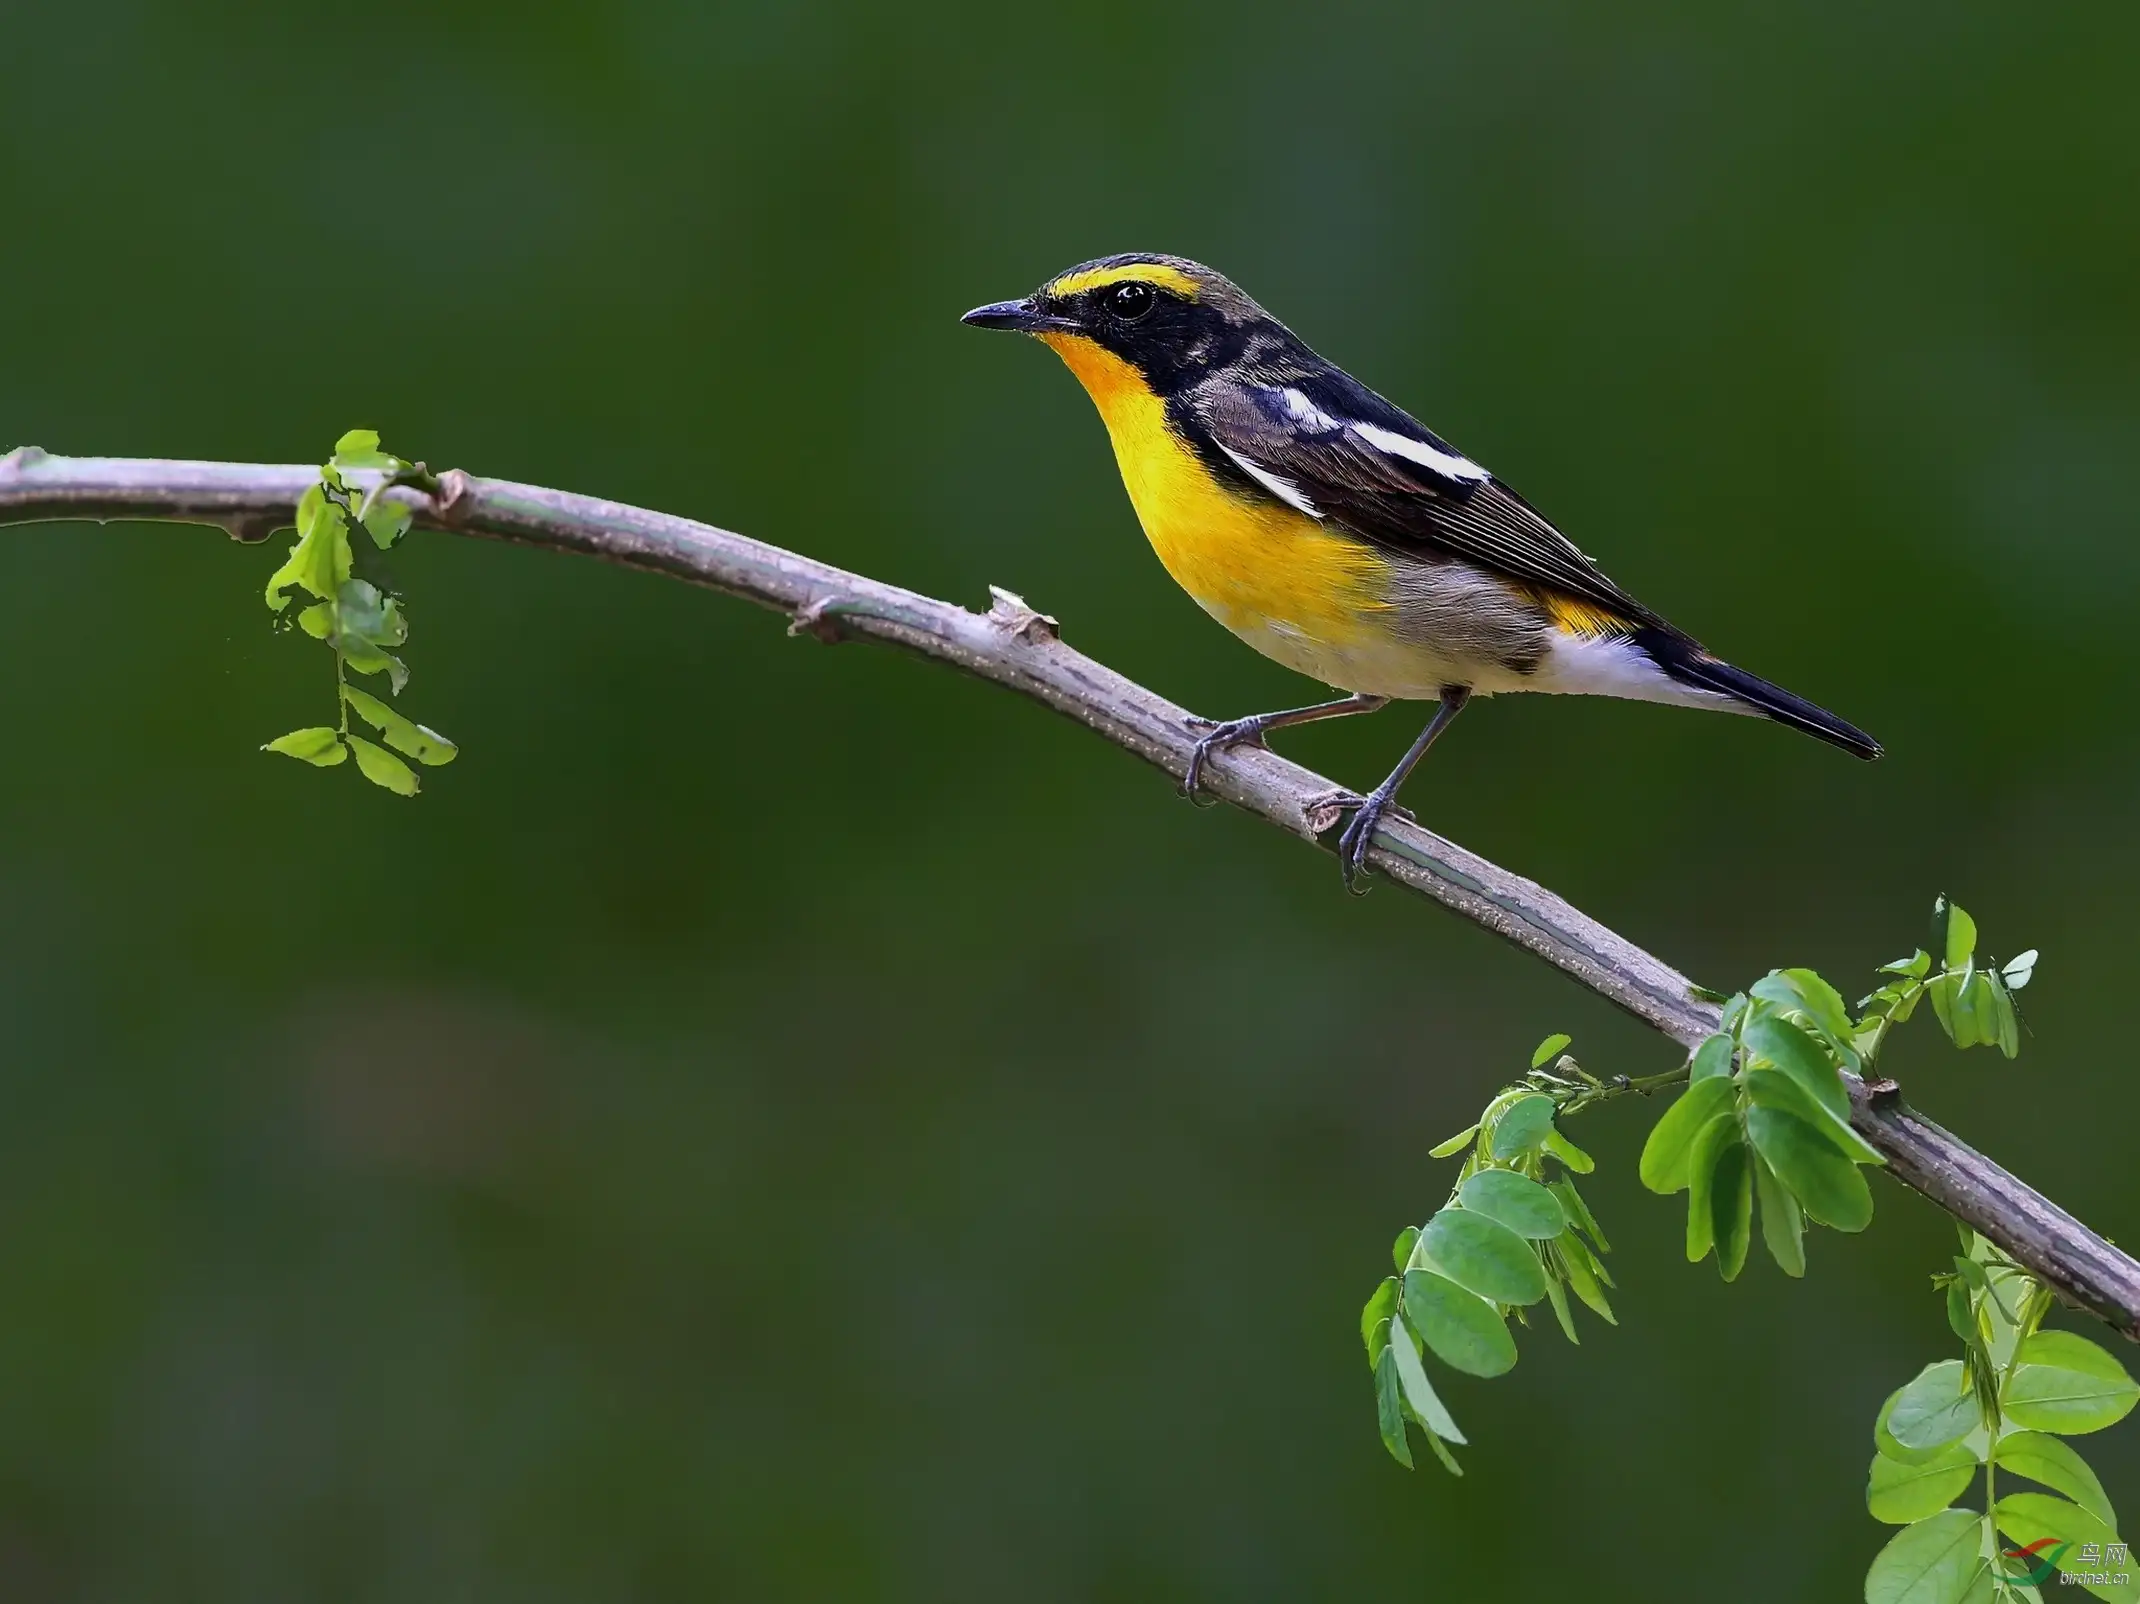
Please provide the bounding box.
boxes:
[1422,1431,1462,1476]
[1994,1493,2136,1602]
[1992,1432,2115,1527]
[1784,966,1854,1032]
[1988,970,2020,1059]
[1552,1231,1614,1324]
[1868,1440,1980,1524]
[1682,1112,1736,1264]
[1938,897,1978,968]
[1361,1277,1397,1365]
[1879,1384,1957,1467]
[1742,1013,1851,1127]
[1530,1032,1571,1070]
[338,645,409,695]
[1688,1031,1735,1082]
[1881,949,1934,980]
[2003,1331,2140,1436]
[1386,1313,1465,1444]
[361,498,414,549]
[331,428,402,472]
[1547,1178,1608,1253]
[1392,1226,1419,1274]
[1957,970,1999,1050]
[1489,1094,1555,1161]
[1751,968,1855,1044]
[297,601,334,639]
[1458,1170,1566,1240]
[264,485,352,609]
[1708,1128,1753,1281]
[1864,1509,1992,1604]
[261,727,346,767]
[1541,1267,1578,1344]
[1372,1347,1412,1468]
[1889,1359,1980,1454]
[334,580,409,688]
[1427,1124,1479,1159]
[333,427,383,459]
[335,579,408,648]
[1637,1075,1737,1194]
[346,734,419,796]
[1542,1128,1594,1173]
[343,684,458,766]
[1752,1148,1806,1277]
[1742,1066,1885,1164]
[1401,1269,1517,1378]
[1746,1106,1874,1231]
[1419,1209,1548,1306]
[1927,971,1958,1042]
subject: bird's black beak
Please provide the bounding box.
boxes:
[960,297,1071,334]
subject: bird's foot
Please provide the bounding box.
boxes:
[1331,784,1411,895]
[1182,714,1274,804]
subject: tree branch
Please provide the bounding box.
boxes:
[5,445,2134,1338]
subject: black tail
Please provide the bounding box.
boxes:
[1634,628,1882,761]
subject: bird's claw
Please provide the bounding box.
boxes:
[1328,788,1410,895]
[1181,715,1272,802]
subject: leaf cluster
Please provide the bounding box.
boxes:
[1856,896,2035,1063]
[259,431,457,793]
[1362,1035,1614,1474]
[1640,968,1886,1280]
[1363,900,2071,1495]
[1866,1233,2137,1603]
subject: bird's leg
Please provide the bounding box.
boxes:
[1333,687,1471,893]
[1182,692,1388,802]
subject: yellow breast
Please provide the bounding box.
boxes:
[1040,333,1391,659]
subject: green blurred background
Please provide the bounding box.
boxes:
[2,1,2136,1597]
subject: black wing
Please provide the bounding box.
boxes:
[1186,367,1669,631]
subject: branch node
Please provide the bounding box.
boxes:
[433,468,475,523]
[1301,787,1362,836]
[0,445,47,479]
[788,596,848,644]
[985,585,1059,643]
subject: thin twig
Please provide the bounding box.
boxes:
[4,446,2134,1338]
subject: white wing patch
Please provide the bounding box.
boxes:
[1277,387,1345,432]
[1219,443,1322,517]
[1348,421,1492,484]
[1236,385,1491,512]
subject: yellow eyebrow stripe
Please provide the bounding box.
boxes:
[1046,262,1201,300]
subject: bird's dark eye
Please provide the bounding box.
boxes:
[1107,281,1157,322]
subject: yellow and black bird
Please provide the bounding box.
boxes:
[963,254,1879,888]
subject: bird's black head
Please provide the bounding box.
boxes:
[961,254,1272,395]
